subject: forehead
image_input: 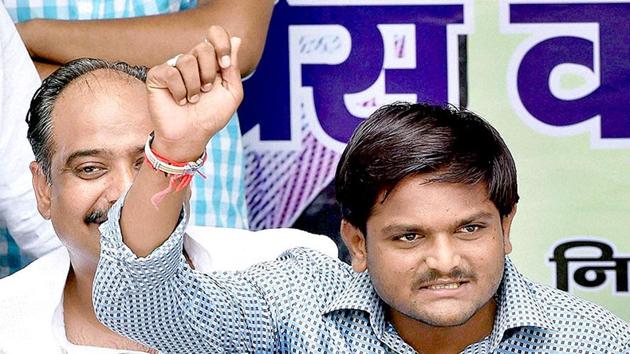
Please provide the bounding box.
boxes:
[368,174,498,228]
[50,70,151,158]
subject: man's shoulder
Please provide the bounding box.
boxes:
[0,247,68,345]
[527,279,630,346]
[0,246,68,293]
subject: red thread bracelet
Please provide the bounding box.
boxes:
[144,133,207,208]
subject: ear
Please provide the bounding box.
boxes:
[340,220,368,272]
[500,206,517,255]
[30,161,52,220]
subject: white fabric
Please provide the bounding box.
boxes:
[184,225,338,271]
[0,227,337,353]
[50,302,146,354]
[0,4,60,258]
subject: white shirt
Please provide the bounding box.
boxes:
[0,226,338,353]
[0,3,60,259]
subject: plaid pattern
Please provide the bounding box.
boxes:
[0,228,30,277]
[189,116,248,229]
[3,0,196,21]
[94,197,630,354]
[0,0,247,277]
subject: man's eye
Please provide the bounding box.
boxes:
[75,165,106,179]
[460,225,481,233]
[397,233,421,242]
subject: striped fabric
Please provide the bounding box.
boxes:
[94,196,630,353]
[0,0,247,276]
[245,104,339,230]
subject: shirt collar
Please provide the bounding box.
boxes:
[489,257,556,349]
[322,271,389,339]
[321,258,557,349]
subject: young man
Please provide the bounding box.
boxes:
[0,27,336,352]
[92,40,629,352]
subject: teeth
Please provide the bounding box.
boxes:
[427,283,460,290]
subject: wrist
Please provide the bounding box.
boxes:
[150,134,206,163]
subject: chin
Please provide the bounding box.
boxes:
[413,308,477,328]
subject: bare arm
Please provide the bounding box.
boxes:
[32,61,59,79]
[17,0,272,77]
[122,27,243,256]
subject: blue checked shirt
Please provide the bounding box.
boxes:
[2,0,196,21]
[94,196,630,354]
[0,0,247,277]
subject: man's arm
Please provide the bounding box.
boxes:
[17,0,273,77]
[122,25,243,256]
[31,61,58,78]
[94,29,278,351]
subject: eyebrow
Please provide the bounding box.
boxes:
[380,211,496,235]
[457,211,495,226]
[65,149,109,167]
[64,146,145,167]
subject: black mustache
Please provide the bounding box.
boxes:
[84,209,108,224]
[414,267,474,287]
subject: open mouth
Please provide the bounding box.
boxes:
[420,279,470,291]
[426,282,463,290]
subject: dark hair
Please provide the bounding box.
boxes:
[335,102,519,234]
[26,58,147,180]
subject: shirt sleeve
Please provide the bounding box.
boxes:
[94,193,278,353]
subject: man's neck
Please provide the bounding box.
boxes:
[389,299,497,354]
[64,265,94,314]
[63,263,156,353]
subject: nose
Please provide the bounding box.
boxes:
[105,165,136,204]
[424,235,462,274]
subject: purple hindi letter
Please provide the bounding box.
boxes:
[240,2,465,145]
[510,2,630,139]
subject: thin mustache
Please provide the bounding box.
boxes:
[414,268,474,288]
[84,209,108,224]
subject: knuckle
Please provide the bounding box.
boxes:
[201,41,215,54]
[165,67,180,80]
[208,25,225,35]
[207,26,230,44]
[177,54,196,66]
[149,65,167,77]
[193,42,209,54]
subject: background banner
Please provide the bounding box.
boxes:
[239,0,630,320]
